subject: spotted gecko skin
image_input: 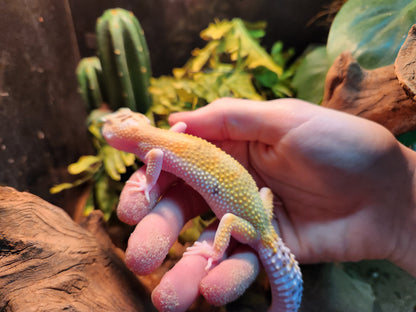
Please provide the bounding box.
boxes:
[102,108,302,312]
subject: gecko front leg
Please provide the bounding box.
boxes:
[184,213,260,270]
[127,148,164,202]
[125,122,185,203]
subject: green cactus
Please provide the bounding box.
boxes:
[96,8,152,113]
[76,56,106,111]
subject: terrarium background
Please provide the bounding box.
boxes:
[0,0,331,214]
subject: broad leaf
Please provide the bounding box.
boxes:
[292,46,329,104]
[224,71,263,100]
[231,19,283,76]
[327,0,416,69]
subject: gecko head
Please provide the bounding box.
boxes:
[101,108,151,153]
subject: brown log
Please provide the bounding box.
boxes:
[0,186,156,312]
[395,24,416,101]
[322,25,416,136]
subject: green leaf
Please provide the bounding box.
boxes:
[243,20,267,40]
[227,19,283,76]
[94,174,119,220]
[254,67,278,89]
[49,172,95,194]
[121,151,136,167]
[327,0,416,69]
[292,46,329,104]
[271,82,294,98]
[179,41,220,75]
[246,29,266,40]
[200,19,233,40]
[68,155,102,175]
[397,130,416,150]
[271,41,295,68]
[49,182,77,194]
[223,71,264,100]
[191,72,223,102]
[100,145,127,181]
[83,191,95,217]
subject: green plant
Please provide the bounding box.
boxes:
[52,8,152,219]
[52,15,296,220]
[148,18,297,127]
[96,8,152,113]
[76,57,105,112]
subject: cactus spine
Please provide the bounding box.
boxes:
[96,8,152,113]
[76,57,106,111]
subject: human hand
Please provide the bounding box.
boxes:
[117,98,416,311]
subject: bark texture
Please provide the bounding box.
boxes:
[0,186,156,312]
[322,24,416,136]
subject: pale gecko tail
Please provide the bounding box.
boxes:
[258,238,303,312]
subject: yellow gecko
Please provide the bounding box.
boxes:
[102,108,302,311]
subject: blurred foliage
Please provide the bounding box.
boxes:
[148,18,297,128]
[293,0,416,105]
[292,45,328,105]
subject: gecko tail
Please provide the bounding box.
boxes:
[258,238,303,312]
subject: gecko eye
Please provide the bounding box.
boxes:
[115,108,134,123]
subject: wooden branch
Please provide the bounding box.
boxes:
[0,187,156,312]
[322,25,416,136]
[395,24,416,101]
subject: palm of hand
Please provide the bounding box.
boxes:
[215,104,410,265]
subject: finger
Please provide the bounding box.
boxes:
[168,97,313,144]
[125,182,209,275]
[117,167,178,225]
[152,226,260,311]
[200,246,260,306]
[151,229,216,312]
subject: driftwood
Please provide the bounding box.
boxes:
[322,24,416,136]
[0,186,156,312]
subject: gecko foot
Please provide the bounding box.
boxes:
[183,240,218,270]
[125,179,151,202]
